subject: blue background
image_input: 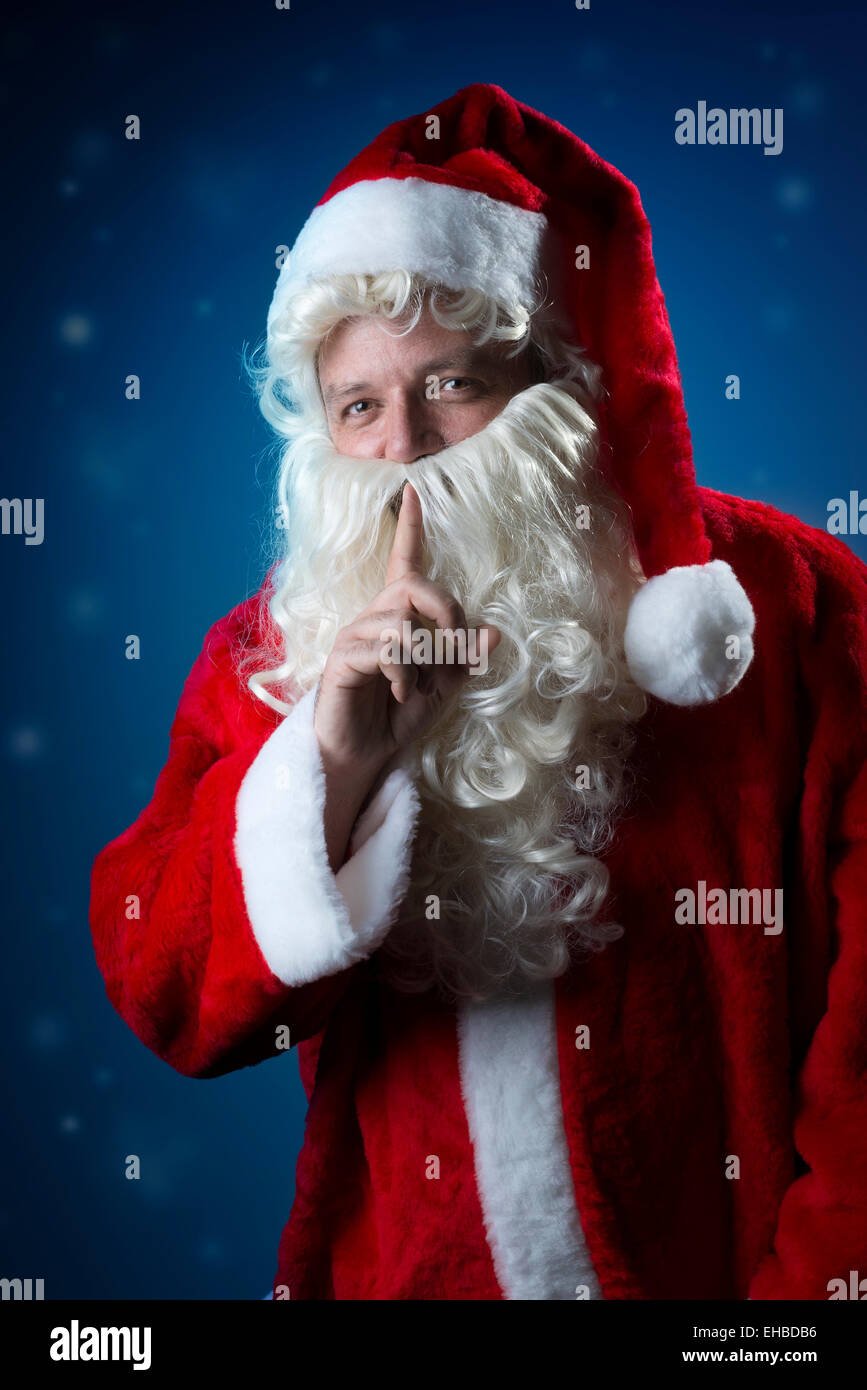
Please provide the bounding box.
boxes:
[1,0,864,1298]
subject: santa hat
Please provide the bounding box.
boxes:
[267,82,755,708]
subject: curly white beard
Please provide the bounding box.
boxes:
[253,379,648,1002]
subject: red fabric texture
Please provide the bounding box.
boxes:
[89,490,867,1299]
[315,82,709,580]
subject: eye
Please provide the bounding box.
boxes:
[441,377,474,392]
[344,399,373,418]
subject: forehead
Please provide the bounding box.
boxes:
[317,306,505,383]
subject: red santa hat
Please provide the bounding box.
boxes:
[267,82,755,707]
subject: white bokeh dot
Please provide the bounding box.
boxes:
[30,1014,66,1049]
[66,587,106,627]
[59,314,93,347]
[7,725,43,759]
[777,177,813,212]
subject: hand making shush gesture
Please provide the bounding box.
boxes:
[313,481,500,869]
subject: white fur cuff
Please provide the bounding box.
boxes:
[234,686,420,987]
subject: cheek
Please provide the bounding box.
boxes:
[447,394,508,430]
[328,421,382,460]
[445,397,508,438]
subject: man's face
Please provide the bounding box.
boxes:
[317,301,541,459]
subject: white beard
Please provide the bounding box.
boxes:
[252,379,648,1002]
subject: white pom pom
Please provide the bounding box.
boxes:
[624,559,755,707]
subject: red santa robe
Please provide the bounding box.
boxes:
[88,486,867,1300]
[88,83,867,1299]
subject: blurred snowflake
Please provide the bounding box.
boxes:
[81,448,127,498]
[97,24,131,57]
[761,301,796,334]
[65,587,106,628]
[58,314,94,347]
[306,62,333,88]
[776,177,813,213]
[30,1014,67,1049]
[70,129,111,169]
[7,724,44,760]
[371,23,401,53]
[198,1237,228,1265]
[790,80,824,117]
[59,1115,82,1135]
[128,1134,198,1205]
[577,41,608,79]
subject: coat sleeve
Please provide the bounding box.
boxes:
[747,541,867,1299]
[89,608,420,1080]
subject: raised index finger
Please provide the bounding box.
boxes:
[386,481,426,585]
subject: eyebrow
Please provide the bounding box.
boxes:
[321,348,496,406]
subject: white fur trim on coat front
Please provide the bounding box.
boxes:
[233,685,420,987]
[457,981,603,1300]
[268,177,549,328]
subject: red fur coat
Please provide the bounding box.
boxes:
[88,487,867,1300]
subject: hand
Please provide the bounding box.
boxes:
[313,481,501,784]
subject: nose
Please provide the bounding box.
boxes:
[382,393,444,464]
